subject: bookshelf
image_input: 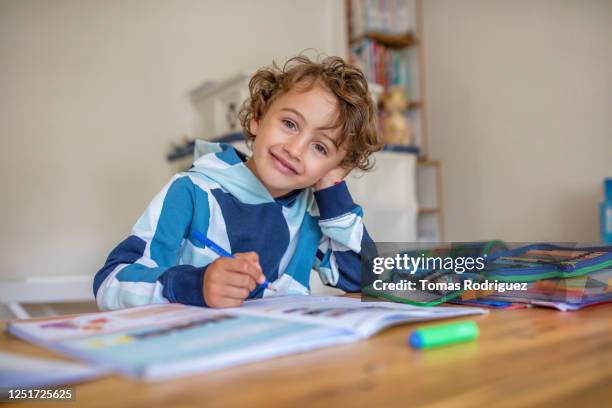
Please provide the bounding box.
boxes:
[350,32,419,48]
[416,159,445,241]
[346,0,444,241]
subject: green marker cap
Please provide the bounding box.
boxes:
[409,320,479,349]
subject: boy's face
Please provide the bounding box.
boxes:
[245,84,347,197]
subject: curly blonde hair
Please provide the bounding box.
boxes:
[238,54,382,171]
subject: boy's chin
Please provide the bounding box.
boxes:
[269,183,303,194]
[263,179,311,195]
[259,170,318,193]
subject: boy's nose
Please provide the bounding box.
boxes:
[284,138,307,160]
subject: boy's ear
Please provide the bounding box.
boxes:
[249,118,259,136]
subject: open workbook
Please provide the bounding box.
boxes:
[8,296,485,381]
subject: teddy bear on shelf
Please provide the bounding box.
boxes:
[379,86,412,146]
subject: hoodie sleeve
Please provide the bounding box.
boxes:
[311,181,373,292]
[93,175,209,310]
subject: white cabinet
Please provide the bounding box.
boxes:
[346,150,417,242]
[415,160,444,242]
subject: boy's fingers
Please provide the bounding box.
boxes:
[227,258,260,278]
[232,254,265,284]
[214,297,244,309]
[235,251,259,264]
[217,283,250,300]
[220,271,257,292]
[234,252,261,272]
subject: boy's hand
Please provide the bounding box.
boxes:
[203,252,265,308]
[314,165,352,191]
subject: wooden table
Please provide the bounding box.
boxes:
[2,304,612,407]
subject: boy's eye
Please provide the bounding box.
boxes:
[313,143,328,156]
[282,119,297,131]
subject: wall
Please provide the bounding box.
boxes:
[423,0,612,242]
[0,0,346,281]
[3,0,611,286]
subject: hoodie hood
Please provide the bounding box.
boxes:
[189,140,305,206]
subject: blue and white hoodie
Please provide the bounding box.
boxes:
[93,141,373,310]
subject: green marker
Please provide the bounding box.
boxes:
[409,320,479,349]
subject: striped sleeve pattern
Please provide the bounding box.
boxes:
[312,181,373,292]
[93,175,207,310]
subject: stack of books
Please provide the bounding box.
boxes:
[469,267,612,311]
[364,242,612,311]
[350,0,416,38]
[350,39,410,88]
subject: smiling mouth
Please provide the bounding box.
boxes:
[270,152,298,175]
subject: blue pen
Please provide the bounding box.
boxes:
[191,231,276,291]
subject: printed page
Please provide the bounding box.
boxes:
[8,304,217,344]
[8,305,353,381]
[234,295,487,337]
[58,313,348,380]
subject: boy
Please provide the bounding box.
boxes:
[94,54,381,309]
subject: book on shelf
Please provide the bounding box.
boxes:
[350,38,411,89]
[350,0,417,38]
